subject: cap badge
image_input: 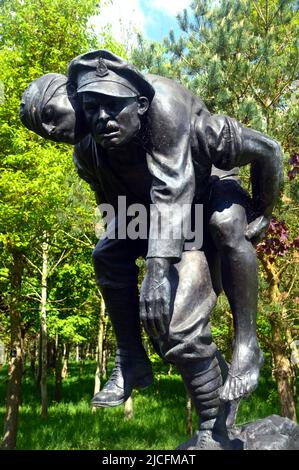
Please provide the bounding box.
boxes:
[96,58,109,77]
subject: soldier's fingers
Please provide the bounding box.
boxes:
[148,300,159,338]
[140,297,150,334]
[146,299,159,338]
[154,298,166,337]
[161,298,170,336]
[164,300,170,332]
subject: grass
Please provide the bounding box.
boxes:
[0,359,297,450]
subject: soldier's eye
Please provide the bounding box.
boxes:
[42,106,54,123]
[84,104,97,112]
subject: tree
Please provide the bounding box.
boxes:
[131,0,299,419]
[256,214,298,421]
[0,0,127,449]
[166,1,298,137]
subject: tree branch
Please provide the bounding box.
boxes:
[49,248,72,275]
[58,230,93,247]
[23,255,42,276]
[252,1,266,25]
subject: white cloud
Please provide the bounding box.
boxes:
[146,0,191,16]
[91,0,146,48]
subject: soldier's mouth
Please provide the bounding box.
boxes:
[98,123,119,136]
[100,130,119,138]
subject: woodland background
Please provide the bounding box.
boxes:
[0,0,298,449]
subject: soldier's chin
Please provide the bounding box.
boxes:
[98,135,121,148]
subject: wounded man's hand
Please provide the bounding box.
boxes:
[245,214,271,244]
[140,258,171,338]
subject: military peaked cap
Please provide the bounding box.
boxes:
[68,50,155,102]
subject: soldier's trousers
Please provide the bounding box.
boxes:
[92,176,254,364]
[92,212,217,364]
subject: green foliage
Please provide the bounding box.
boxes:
[0,0,126,348]
[130,1,299,393]
[132,0,298,150]
[171,0,298,146]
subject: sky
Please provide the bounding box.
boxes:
[92,0,192,47]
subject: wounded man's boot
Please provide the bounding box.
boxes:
[92,348,153,407]
[91,286,153,408]
[176,355,232,450]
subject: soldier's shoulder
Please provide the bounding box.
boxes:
[146,73,206,113]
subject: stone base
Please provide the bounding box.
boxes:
[228,414,299,450]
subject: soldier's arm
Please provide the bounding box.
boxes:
[140,97,195,338]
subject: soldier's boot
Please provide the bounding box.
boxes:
[177,356,232,450]
[91,286,153,408]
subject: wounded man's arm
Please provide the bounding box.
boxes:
[203,112,283,219]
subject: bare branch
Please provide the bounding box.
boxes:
[277,261,291,279]
[22,293,42,302]
[58,230,92,247]
[286,268,298,298]
[23,255,42,276]
[252,1,266,25]
[47,297,68,304]
[83,233,94,246]
[49,248,72,274]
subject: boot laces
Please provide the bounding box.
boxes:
[102,364,123,391]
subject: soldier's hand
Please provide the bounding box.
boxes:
[140,258,171,338]
[245,214,270,244]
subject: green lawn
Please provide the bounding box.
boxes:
[0,359,295,450]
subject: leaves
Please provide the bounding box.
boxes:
[0,0,125,347]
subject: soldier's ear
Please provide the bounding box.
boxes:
[137,96,149,116]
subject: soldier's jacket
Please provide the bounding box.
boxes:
[74,74,243,262]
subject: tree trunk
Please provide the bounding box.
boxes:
[186,394,193,436]
[101,319,109,379]
[54,340,63,403]
[30,335,37,375]
[47,339,56,369]
[35,330,42,387]
[124,397,133,420]
[101,348,107,378]
[76,344,80,362]
[1,249,24,449]
[94,296,106,395]
[21,329,26,373]
[40,236,48,419]
[0,341,5,367]
[271,320,297,422]
[259,253,297,422]
[61,343,70,379]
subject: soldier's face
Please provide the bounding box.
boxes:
[81,93,147,149]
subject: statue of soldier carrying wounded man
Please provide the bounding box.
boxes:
[20,50,282,450]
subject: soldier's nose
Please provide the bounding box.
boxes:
[98,107,110,122]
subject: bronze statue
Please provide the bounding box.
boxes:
[20,50,282,449]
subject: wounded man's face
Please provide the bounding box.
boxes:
[41,92,79,144]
